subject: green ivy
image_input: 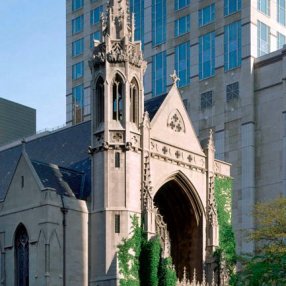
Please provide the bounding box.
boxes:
[214,177,237,284]
[117,215,142,286]
[158,257,177,286]
[140,237,161,286]
[118,215,177,286]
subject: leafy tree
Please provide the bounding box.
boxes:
[236,197,286,285]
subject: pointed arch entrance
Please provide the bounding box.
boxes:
[153,175,204,280]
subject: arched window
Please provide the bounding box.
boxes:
[95,77,104,125]
[15,224,29,286]
[112,74,124,121]
[130,78,139,124]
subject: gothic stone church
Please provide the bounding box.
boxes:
[0,1,230,285]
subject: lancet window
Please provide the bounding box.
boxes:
[112,74,124,121]
[130,78,139,124]
[15,224,29,286]
[95,76,104,125]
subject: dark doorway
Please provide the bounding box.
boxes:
[154,180,203,280]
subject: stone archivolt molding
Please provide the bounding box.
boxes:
[167,109,186,133]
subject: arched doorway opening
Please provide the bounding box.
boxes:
[154,179,203,281]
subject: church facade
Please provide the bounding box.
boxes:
[0,1,230,285]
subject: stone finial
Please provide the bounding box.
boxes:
[170,70,180,86]
[207,128,215,151]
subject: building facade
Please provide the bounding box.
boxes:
[66,0,286,254]
[0,98,36,146]
[0,1,231,285]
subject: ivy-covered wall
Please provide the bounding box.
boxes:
[117,215,177,286]
[214,177,236,284]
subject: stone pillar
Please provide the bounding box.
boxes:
[241,122,255,253]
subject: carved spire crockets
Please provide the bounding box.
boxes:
[89,0,146,72]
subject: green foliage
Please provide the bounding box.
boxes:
[236,252,286,286]
[140,237,161,286]
[158,257,177,286]
[117,215,142,286]
[214,177,236,282]
[250,197,286,254]
[236,198,286,285]
[118,215,177,286]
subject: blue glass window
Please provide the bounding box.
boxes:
[130,0,144,45]
[224,21,241,71]
[257,21,270,56]
[278,32,286,49]
[199,4,215,27]
[175,42,190,87]
[175,15,190,37]
[175,0,190,10]
[199,32,215,79]
[90,31,101,48]
[72,62,84,80]
[152,51,166,96]
[72,15,84,34]
[72,38,84,57]
[72,0,83,11]
[90,6,103,25]
[278,0,286,26]
[152,0,166,46]
[224,0,241,16]
[72,85,84,124]
[258,0,270,15]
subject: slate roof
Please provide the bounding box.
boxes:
[0,121,91,201]
[0,96,165,202]
[144,94,167,120]
[31,160,85,198]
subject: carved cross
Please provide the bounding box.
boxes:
[172,114,179,122]
[162,146,168,154]
[187,155,193,162]
[176,124,182,132]
[170,70,180,85]
[169,121,176,129]
[175,151,181,158]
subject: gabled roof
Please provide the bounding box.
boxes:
[0,95,170,202]
[0,121,91,201]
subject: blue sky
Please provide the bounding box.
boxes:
[0,0,66,131]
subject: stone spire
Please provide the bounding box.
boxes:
[89,0,146,72]
[102,0,132,40]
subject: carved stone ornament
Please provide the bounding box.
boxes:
[207,176,218,226]
[107,41,126,63]
[167,110,186,133]
[89,43,106,69]
[111,131,124,143]
[155,208,171,258]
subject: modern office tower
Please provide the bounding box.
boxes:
[0,98,36,146]
[66,0,286,254]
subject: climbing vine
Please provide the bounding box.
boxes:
[117,215,142,286]
[117,215,177,286]
[214,177,237,284]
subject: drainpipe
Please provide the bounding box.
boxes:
[60,195,68,286]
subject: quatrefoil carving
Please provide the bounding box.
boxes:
[167,109,185,133]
